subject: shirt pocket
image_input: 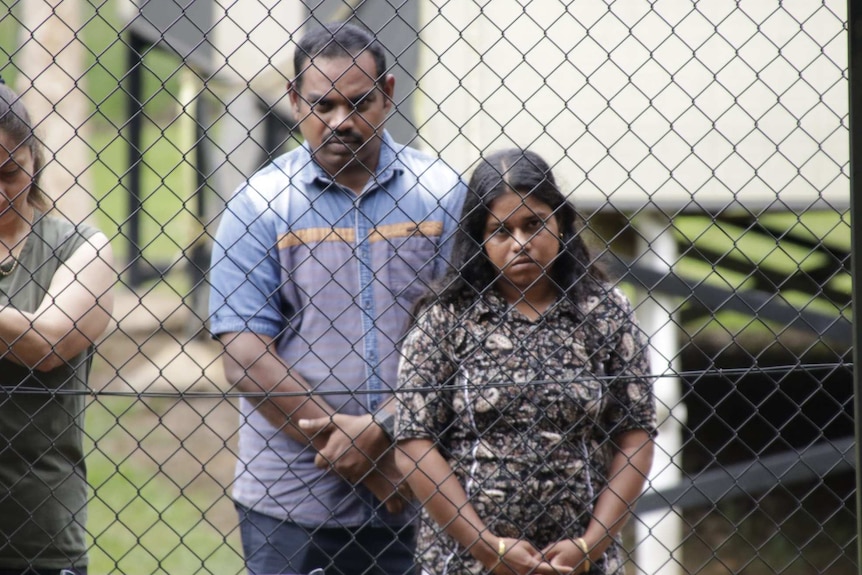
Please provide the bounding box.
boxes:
[385,234,439,302]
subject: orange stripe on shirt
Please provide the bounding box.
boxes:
[278,221,443,249]
[368,221,443,243]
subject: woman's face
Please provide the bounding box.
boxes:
[0,131,34,217]
[482,190,561,299]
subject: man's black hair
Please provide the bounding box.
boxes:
[293,22,387,91]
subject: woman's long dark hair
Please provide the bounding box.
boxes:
[419,148,607,314]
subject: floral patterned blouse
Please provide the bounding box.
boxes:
[394,286,656,575]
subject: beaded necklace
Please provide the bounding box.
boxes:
[0,256,17,276]
[0,213,33,277]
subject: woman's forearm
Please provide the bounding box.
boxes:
[395,439,499,566]
[0,234,114,371]
[0,304,103,370]
[584,430,654,556]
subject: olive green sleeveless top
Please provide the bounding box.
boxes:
[0,214,99,569]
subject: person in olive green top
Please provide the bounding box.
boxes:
[0,81,115,575]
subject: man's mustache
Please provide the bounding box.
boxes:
[326,130,363,144]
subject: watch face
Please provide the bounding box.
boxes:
[377,411,396,437]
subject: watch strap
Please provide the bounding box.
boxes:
[374,409,396,440]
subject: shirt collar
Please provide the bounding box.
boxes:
[296,130,402,192]
[477,287,574,321]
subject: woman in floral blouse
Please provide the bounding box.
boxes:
[394,149,656,575]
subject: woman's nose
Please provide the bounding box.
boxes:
[512,229,532,248]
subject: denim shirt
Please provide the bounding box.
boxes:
[209,132,466,527]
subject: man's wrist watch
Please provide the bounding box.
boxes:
[374,410,396,441]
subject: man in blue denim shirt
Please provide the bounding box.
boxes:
[209,21,466,575]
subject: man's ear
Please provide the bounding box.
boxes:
[287,80,301,116]
[381,74,395,113]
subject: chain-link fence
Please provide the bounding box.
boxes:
[0,1,854,574]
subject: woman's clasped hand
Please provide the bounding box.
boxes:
[481,536,602,575]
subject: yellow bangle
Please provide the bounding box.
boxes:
[574,537,590,573]
[497,538,506,556]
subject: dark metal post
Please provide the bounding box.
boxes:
[125,32,146,287]
[848,1,862,568]
[193,91,209,258]
[187,91,211,333]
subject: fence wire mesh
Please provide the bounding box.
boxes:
[0,1,854,574]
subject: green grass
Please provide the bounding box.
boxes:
[85,397,243,575]
[81,0,184,128]
[90,121,199,265]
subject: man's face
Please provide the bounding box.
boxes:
[290,52,394,178]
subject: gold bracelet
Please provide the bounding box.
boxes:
[497,538,507,556]
[574,537,590,573]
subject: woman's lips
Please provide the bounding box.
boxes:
[507,257,535,270]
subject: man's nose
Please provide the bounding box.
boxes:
[327,105,354,130]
